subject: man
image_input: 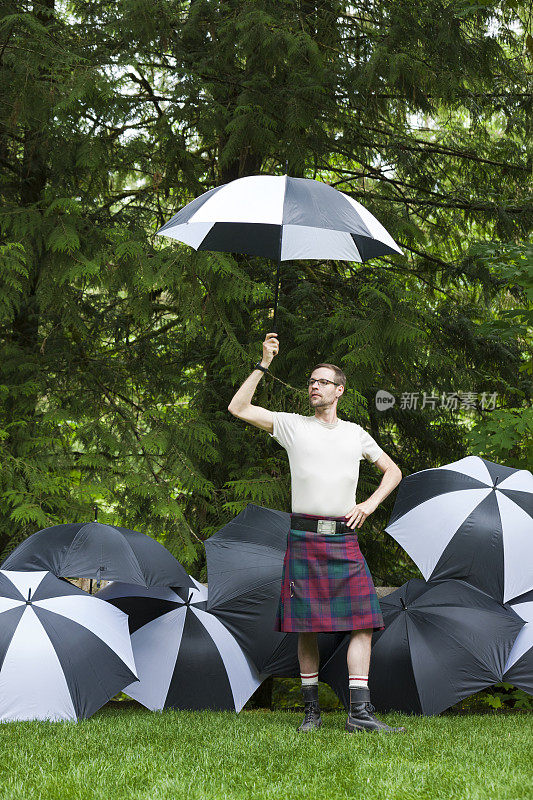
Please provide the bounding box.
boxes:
[228,332,405,734]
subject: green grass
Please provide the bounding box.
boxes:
[0,706,531,800]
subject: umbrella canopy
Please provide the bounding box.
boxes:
[156,175,402,329]
[0,570,137,721]
[2,522,194,589]
[385,456,533,603]
[503,589,533,696]
[156,175,402,263]
[97,578,263,712]
[319,578,524,716]
[205,503,343,675]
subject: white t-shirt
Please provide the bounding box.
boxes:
[268,412,384,517]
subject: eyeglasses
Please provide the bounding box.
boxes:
[307,378,340,387]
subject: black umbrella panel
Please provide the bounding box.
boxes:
[2,522,195,589]
[320,579,524,716]
[0,569,137,721]
[205,503,343,676]
[98,579,263,711]
[385,456,533,603]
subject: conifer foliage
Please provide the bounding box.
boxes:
[0,1,530,581]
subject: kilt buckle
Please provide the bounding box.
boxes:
[317,519,337,534]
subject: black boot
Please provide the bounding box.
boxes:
[345,687,406,733]
[298,684,323,732]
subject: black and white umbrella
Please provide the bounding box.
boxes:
[320,578,524,716]
[385,456,533,603]
[2,521,194,589]
[503,589,533,696]
[156,175,402,328]
[205,504,343,675]
[97,578,263,712]
[0,570,137,721]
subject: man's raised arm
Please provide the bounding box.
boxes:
[227,333,279,433]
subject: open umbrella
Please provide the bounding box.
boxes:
[2,521,194,589]
[319,578,524,716]
[385,456,533,603]
[98,578,263,712]
[156,174,402,329]
[0,570,137,721]
[205,503,343,675]
[503,589,533,696]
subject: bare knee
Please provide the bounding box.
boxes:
[350,628,372,640]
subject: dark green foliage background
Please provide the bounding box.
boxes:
[0,0,531,583]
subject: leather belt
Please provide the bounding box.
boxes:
[290,516,351,535]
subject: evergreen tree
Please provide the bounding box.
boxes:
[0,1,530,583]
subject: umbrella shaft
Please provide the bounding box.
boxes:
[272,260,281,333]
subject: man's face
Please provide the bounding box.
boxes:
[308,368,344,409]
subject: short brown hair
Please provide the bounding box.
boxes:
[310,363,346,388]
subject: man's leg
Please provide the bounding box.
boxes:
[345,628,405,733]
[297,632,322,732]
[347,628,372,686]
[298,632,319,675]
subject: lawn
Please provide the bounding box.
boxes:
[0,706,531,800]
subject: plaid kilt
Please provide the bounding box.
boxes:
[275,512,385,633]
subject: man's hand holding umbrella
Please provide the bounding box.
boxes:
[261,332,279,369]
